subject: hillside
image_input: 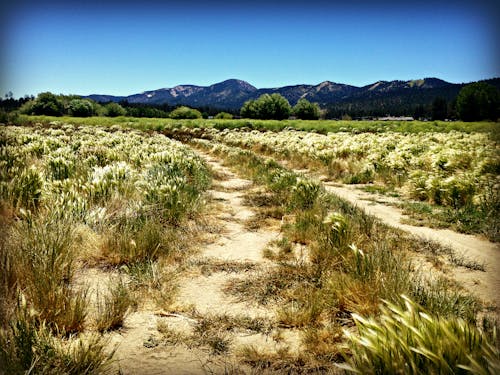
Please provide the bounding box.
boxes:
[85,77,500,114]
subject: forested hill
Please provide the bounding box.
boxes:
[84,77,500,118]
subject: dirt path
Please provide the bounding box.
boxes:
[93,148,498,373]
[107,151,300,374]
[320,182,500,307]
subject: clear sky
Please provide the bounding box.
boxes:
[1,0,499,97]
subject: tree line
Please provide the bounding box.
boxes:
[1,82,498,122]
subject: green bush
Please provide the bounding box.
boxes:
[214,111,233,119]
[104,102,127,117]
[169,106,202,119]
[68,99,95,117]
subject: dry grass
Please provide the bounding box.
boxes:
[189,257,259,276]
[156,312,275,356]
[95,278,134,332]
[237,345,333,374]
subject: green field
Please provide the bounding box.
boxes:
[15,114,500,134]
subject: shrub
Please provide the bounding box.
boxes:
[214,111,233,119]
[104,102,126,117]
[169,106,202,119]
[68,99,95,117]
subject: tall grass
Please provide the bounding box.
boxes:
[340,296,499,374]
[0,300,113,374]
[100,216,170,265]
[177,123,498,241]
[95,278,134,332]
[1,123,212,373]
[7,213,88,334]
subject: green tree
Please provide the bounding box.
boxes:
[431,97,448,120]
[104,102,127,117]
[68,99,95,117]
[169,106,202,119]
[259,93,291,120]
[292,98,320,120]
[240,99,260,119]
[413,104,426,120]
[240,93,291,120]
[22,92,65,116]
[456,82,500,121]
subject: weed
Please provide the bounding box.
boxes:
[264,237,294,261]
[191,258,258,276]
[156,321,190,346]
[289,179,321,210]
[10,215,88,334]
[95,278,134,332]
[302,324,344,363]
[277,287,324,328]
[122,259,163,289]
[410,277,480,323]
[237,345,329,373]
[448,251,486,271]
[340,296,499,374]
[9,166,44,210]
[0,301,113,374]
[224,265,316,306]
[100,218,171,265]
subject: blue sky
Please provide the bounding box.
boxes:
[1,0,499,97]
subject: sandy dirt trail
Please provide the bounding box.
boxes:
[106,151,300,374]
[319,181,500,307]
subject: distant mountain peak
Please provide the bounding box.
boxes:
[209,79,257,92]
[318,80,333,86]
[85,77,494,111]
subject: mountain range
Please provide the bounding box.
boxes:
[85,77,500,112]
